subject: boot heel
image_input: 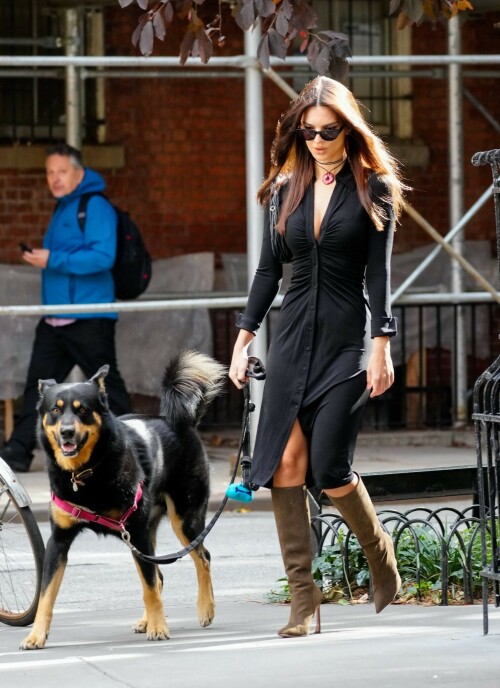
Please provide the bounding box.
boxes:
[314,604,321,634]
[272,486,323,638]
[327,478,400,614]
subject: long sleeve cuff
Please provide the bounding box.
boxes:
[371,315,398,338]
[235,312,261,335]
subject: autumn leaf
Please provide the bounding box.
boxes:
[176,0,192,19]
[396,11,411,30]
[307,36,320,65]
[389,0,403,13]
[422,0,437,19]
[257,33,271,69]
[289,2,318,36]
[318,31,351,59]
[234,0,256,32]
[139,19,154,55]
[197,28,214,64]
[131,17,145,47]
[119,0,477,61]
[315,45,331,76]
[329,56,349,83]
[153,10,167,41]
[254,0,276,19]
[276,5,290,37]
[401,0,425,23]
[267,27,287,60]
[179,26,196,65]
[163,2,174,23]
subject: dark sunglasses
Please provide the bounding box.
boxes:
[296,125,345,141]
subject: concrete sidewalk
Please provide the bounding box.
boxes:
[7,428,479,521]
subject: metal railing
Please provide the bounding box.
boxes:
[471,148,500,635]
[310,503,493,607]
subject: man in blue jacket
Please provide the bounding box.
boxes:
[1,144,131,472]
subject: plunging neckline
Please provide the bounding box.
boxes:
[311,180,339,243]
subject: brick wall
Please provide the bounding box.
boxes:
[0,169,53,263]
[407,12,500,254]
[102,3,290,260]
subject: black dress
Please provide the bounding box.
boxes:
[237,163,397,489]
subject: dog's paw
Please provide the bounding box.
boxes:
[132,618,148,634]
[19,633,47,650]
[147,623,170,641]
[198,603,215,628]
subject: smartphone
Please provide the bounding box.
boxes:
[19,242,33,253]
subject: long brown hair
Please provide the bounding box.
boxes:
[258,76,407,233]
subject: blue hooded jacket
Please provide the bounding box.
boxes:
[43,168,117,319]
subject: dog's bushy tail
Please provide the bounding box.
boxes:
[160,351,227,428]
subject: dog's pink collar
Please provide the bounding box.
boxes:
[51,482,143,536]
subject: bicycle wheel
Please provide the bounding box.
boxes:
[0,475,45,626]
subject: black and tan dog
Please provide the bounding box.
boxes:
[20,350,226,650]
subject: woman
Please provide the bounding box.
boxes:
[229,76,407,638]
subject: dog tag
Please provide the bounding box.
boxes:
[72,480,79,492]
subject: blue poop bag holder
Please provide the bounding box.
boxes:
[226,356,266,503]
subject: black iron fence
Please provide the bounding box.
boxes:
[471,148,500,635]
[310,503,495,607]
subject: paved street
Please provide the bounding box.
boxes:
[1,513,500,688]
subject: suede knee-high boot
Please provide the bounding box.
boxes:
[327,477,401,613]
[271,486,323,637]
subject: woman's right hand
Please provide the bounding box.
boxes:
[229,351,249,390]
[228,330,255,389]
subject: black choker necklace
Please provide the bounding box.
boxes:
[313,154,346,185]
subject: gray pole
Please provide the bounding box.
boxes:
[64,8,84,384]
[244,27,266,447]
[448,16,467,426]
[64,8,81,148]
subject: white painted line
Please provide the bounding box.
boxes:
[0,653,145,672]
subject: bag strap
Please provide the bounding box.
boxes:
[269,186,281,234]
[77,192,104,233]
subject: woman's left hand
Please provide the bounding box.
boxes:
[367,336,394,398]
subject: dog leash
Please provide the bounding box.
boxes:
[129,357,266,565]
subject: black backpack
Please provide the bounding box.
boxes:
[77,193,152,300]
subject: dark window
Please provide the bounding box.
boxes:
[0,0,102,144]
[293,0,412,138]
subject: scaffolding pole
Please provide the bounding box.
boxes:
[244,26,266,448]
[1,55,500,67]
[448,16,467,426]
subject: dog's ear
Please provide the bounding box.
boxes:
[38,378,57,397]
[89,365,110,409]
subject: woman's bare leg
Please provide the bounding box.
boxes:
[272,419,308,487]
